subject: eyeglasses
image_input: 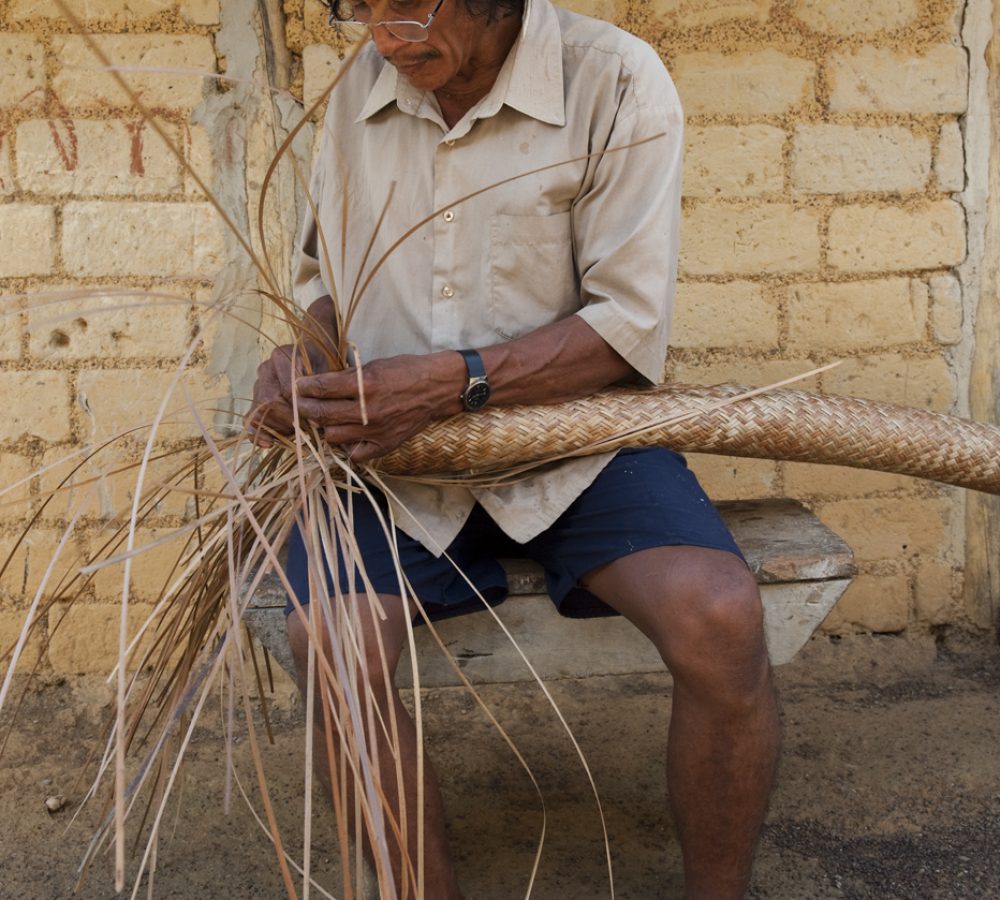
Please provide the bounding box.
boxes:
[328,0,447,43]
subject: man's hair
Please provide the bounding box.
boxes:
[323,0,524,26]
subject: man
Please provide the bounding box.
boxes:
[249,0,780,896]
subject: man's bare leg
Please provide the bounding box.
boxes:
[582,545,781,899]
[288,596,463,900]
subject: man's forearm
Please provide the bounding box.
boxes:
[415,315,636,422]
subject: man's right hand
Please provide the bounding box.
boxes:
[245,341,332,446]
[245,296,340,446]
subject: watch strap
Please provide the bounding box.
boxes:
[458,348,486,381]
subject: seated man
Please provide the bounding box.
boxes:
[248,0,780,896]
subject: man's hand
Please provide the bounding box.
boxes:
[295,352,465,463]
[245,340,335,446]
[245,295,341,446]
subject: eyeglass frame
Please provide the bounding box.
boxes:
[327,0,448,43]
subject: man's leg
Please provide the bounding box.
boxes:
[581,545,780,900]
[287,597,464,900]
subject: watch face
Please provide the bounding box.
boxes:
[464,380,491,411]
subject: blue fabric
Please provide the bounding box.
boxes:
[284,448,743,620]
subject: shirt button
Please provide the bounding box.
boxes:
[441,284,455,298]
[445,139,455,147]
[443,210,455,222]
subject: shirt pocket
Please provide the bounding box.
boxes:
[488,211,578,341]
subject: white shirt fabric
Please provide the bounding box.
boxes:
[294,0,684,553]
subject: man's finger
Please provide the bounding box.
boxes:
[321,423,369,445]
[296,370,360,399]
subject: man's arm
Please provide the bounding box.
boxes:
[291,314,632,462]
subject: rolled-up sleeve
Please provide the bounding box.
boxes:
[572,53,683,386]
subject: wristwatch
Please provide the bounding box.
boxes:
[458,348,491,411]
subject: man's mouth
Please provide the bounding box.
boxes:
[392,55,434,75]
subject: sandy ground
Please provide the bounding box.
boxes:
[1,627,999,899]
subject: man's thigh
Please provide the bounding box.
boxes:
[523,448,745,618]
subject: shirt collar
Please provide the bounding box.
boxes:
[355,0,565,127]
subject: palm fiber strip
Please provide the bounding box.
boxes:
[374,385,1000,495]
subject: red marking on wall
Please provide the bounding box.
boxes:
[125,120,146,176]
[46,94,78,172]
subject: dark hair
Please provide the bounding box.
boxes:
[324,0,524,26]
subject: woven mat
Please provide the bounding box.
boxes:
[373,385,1000,495]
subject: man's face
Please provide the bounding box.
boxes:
[357,0,506,93]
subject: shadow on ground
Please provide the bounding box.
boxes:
[1,628,998,899]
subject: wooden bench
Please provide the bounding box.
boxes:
[244,498,855,685]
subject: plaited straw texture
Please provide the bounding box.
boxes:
[375,384,1000,494]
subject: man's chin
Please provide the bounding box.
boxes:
[392,57,441,88]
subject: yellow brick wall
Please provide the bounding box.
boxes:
[0,1,223,675]
[0,0,996,673]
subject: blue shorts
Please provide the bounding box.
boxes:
[284,448,743,620]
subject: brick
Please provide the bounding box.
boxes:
[0,452,36,511]
[0,528,82,603]
[35,445,194,521]
[12,0,172,21]
[929,274,963,345]
[302,43,342,110]
[62,201,224,278]
[76,368,221,441]
[183,124,213,197]
[670,357,819,390]
[793,0,918,35]
[0,609,43,676]
[821,573,910,634]
[913,558,958,625]
[0,35,45,111]
[934,120,965,192]
[0,299,21,360]
[786,278,926,350]
[827,201,966,273]
[824,352,955,412]
[52,35,216,109]
[828,45,968,114]
[791,125,931,194]
[0,371,72,443]
[685,454,778,500]
[0,204,56,278]
[27,286,192,359]
[41,445,197,521]
[0,131,13,197]
[90,525,191,600]
[650,0,772,28]
[783,461,914,497]
[815,496,953,561]
[179,0,221,25]
[673,281,779,348]
[683,125,785,199]
[16,119,181,197]
[673,50,815,116]
[46,601,157,675]
[681,204,821,275]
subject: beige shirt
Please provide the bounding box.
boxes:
[294,0,683,553]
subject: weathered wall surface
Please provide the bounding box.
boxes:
[0,1,226,675]
[0,0,997,673]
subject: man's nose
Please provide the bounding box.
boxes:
[370,25,409,57]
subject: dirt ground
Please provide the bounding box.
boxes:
[1,627,999,900]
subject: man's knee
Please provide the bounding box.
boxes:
[654,555,768,690]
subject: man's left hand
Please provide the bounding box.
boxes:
[295,353,464,463]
